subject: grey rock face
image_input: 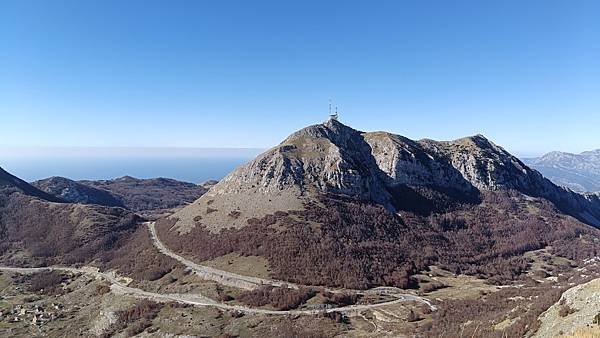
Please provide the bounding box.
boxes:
[177,119,600,230]
[32,176,124,207]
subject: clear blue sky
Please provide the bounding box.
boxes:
[1,0,599,157]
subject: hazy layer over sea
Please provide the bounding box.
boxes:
[0,147,263,183]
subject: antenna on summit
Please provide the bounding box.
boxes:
[328,99,338,121]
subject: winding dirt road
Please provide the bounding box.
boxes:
[0,221,435,316]
[147,221,436,311]
[0,265,429,315]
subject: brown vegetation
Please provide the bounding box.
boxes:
[158,190,600,289]
[417,284,565,337]
[105,300,163,337]
[558,304,576,317]
[95,283,111,296]
[420,281,447,293]
[323,292,359,306]
[237,285,316,310]
[99,224,180,281]
[27,271,66,295]
[0,191,139,266]
[406,309,421,322]
[0,190,178,282]
[80,176,206,213]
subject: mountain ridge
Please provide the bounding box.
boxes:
[32,175,208,217]
[524,149,600,192]
[0,167,65,203]
[157,119,600,291]
[172,119,600,232]
[32,176,125,207]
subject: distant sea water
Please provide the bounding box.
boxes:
[0,148,263,184]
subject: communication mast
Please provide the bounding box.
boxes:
[328,99,339,121]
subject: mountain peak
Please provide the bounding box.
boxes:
[283,119,360,145]
[524,148,600,193]
[171,121,600,232]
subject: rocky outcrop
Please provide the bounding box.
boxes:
[173,119,600,231]
[32,177,124,207]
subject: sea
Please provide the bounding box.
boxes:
[1,148,263,183]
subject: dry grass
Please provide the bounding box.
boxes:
[200,253,272,279]
[559,327,600,338]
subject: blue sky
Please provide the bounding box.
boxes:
[1,0,599,157]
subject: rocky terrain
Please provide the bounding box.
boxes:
[524,150,600,193]
[32,176,125,208]
[79,176,207,214]
[172,119,600,233]
[1,120,600,337]
[33,175,207,218]
[534,271,600,338]
[150,119,600,336]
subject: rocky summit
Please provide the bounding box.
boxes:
[157,118,600,297]
[173,119,600,232]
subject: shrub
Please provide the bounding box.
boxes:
[28,271,65,295]
[95,283,111,295]
[420,281,447,293]
[157,191,600,290]
[238,285,316,310]
[228,211,241,219]
[105,300,163,337]
[558,304,576,317]
[407,310,421,322]
[100,225,178,281]
[323,292,359,306]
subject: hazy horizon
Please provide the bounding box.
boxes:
[1,140,595,184]
[1,136,597,160]
[0,146,263,182]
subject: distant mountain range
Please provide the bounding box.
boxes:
[32,175,208,217]
[524,150,600,193]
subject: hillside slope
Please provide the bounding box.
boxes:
[172,119,600,232]
[79,176,207,213]
[0,167,64,203]
[158,120,600,289]
[0,168,141,268]
[32,176,125,207]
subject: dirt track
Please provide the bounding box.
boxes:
[0,221,435,316]
[148,221,437,310]
[0,265,431,315]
